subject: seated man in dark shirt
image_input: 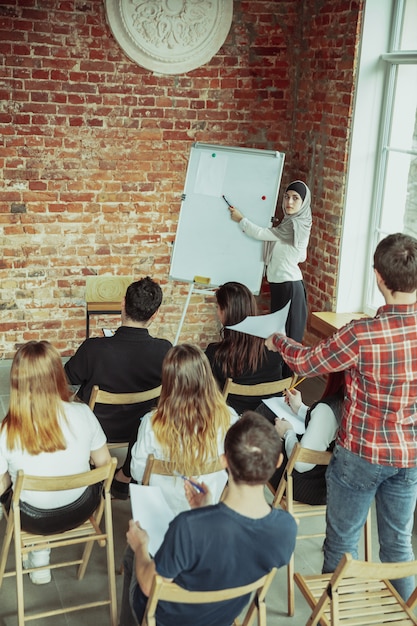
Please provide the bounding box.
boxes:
[120,411,298,626]
[65,276,172,498]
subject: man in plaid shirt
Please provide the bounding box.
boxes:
[266,233,417,600]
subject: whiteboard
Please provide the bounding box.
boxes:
[169,143,285,294]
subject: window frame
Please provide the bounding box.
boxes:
[336,0,417,315]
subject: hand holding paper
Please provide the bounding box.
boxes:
[274,417,294,438]
[262,396,306,435]
[129,484,175,556]
[126,519,149,553]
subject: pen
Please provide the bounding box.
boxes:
[222,195,233,208]
[285,376,307,393]
[173,470,205,493]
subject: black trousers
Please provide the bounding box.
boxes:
[269,280,307,343]
[1,482,102,534]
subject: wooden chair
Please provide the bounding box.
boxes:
[0,458,118,626]
[142,454,228,505]
[142,454,224,485]
[294,552,417,625]
[222,374,297,402]
[88,384,162,450]
[141,567,277,626]
[269,443,372,617]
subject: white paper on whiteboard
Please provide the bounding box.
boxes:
[262,396,306,435]
[194,151,227,196]
[129,484,175,556]
[225,302,290,339]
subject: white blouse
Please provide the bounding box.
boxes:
[239,217,307,283]
[283,402,338,472]
[131,408,238,516]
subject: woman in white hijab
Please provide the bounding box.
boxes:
[228,180,312,344]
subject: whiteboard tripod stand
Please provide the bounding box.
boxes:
[174,279,215,345]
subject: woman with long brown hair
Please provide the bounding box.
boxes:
[205,281,284,414]
[0,341,111,584]
[130,343,237,515]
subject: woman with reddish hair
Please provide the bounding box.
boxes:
[269,371,344,505]
[0,341,111,584]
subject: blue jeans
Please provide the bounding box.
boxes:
[323,444,417,600]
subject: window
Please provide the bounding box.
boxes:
[337,0,417,314]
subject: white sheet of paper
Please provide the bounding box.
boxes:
[129,484,175,556]
[262,396,306,435]
[194,151,227,197]
[225,302,290,339]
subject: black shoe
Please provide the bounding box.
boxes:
[110,472,131,500]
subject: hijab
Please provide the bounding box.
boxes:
[263,180,312,265]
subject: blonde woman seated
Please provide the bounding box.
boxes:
[130,343,238,516]
[0,341,111,585]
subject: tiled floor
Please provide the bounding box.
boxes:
[0,360,415,625]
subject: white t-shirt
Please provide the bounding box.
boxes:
[130,408,238,516]
[0,401,106,508]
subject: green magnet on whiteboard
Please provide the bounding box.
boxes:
[212,153,216,157]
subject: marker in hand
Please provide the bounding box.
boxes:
[173,471,205,493]
[288,376,306,391]
[222,195,233,208]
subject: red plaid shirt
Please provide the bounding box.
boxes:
[273,303,417,467]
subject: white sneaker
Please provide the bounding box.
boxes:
[27,548,51,585]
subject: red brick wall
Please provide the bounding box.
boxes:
[0,0,363,359]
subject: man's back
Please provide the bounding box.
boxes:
[65,326,172,442]
[340,304,417,464]
[132,503,297,626]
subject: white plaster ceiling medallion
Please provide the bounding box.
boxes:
[105,0,233,75]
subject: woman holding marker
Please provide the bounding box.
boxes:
[130,343,238,515]
[205,281,284,414]
[228,180,312,344]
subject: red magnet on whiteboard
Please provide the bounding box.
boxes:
[262,195,266,200]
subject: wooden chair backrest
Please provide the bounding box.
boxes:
[142,454,224,486]
[222,374,297,399]
[12,459,117,498]
[272,442,332,509]
[296,552,417,625]
[88,384,162,409]
[141,568,277,626]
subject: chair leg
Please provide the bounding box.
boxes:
[364,509,372,561]
[0,514,14,585]
[104,498,118,626]
[258,600,267,626]
[287,553,295,616]
[14,539,25,626]
[78,509,105,579]
[78,537,95,580]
